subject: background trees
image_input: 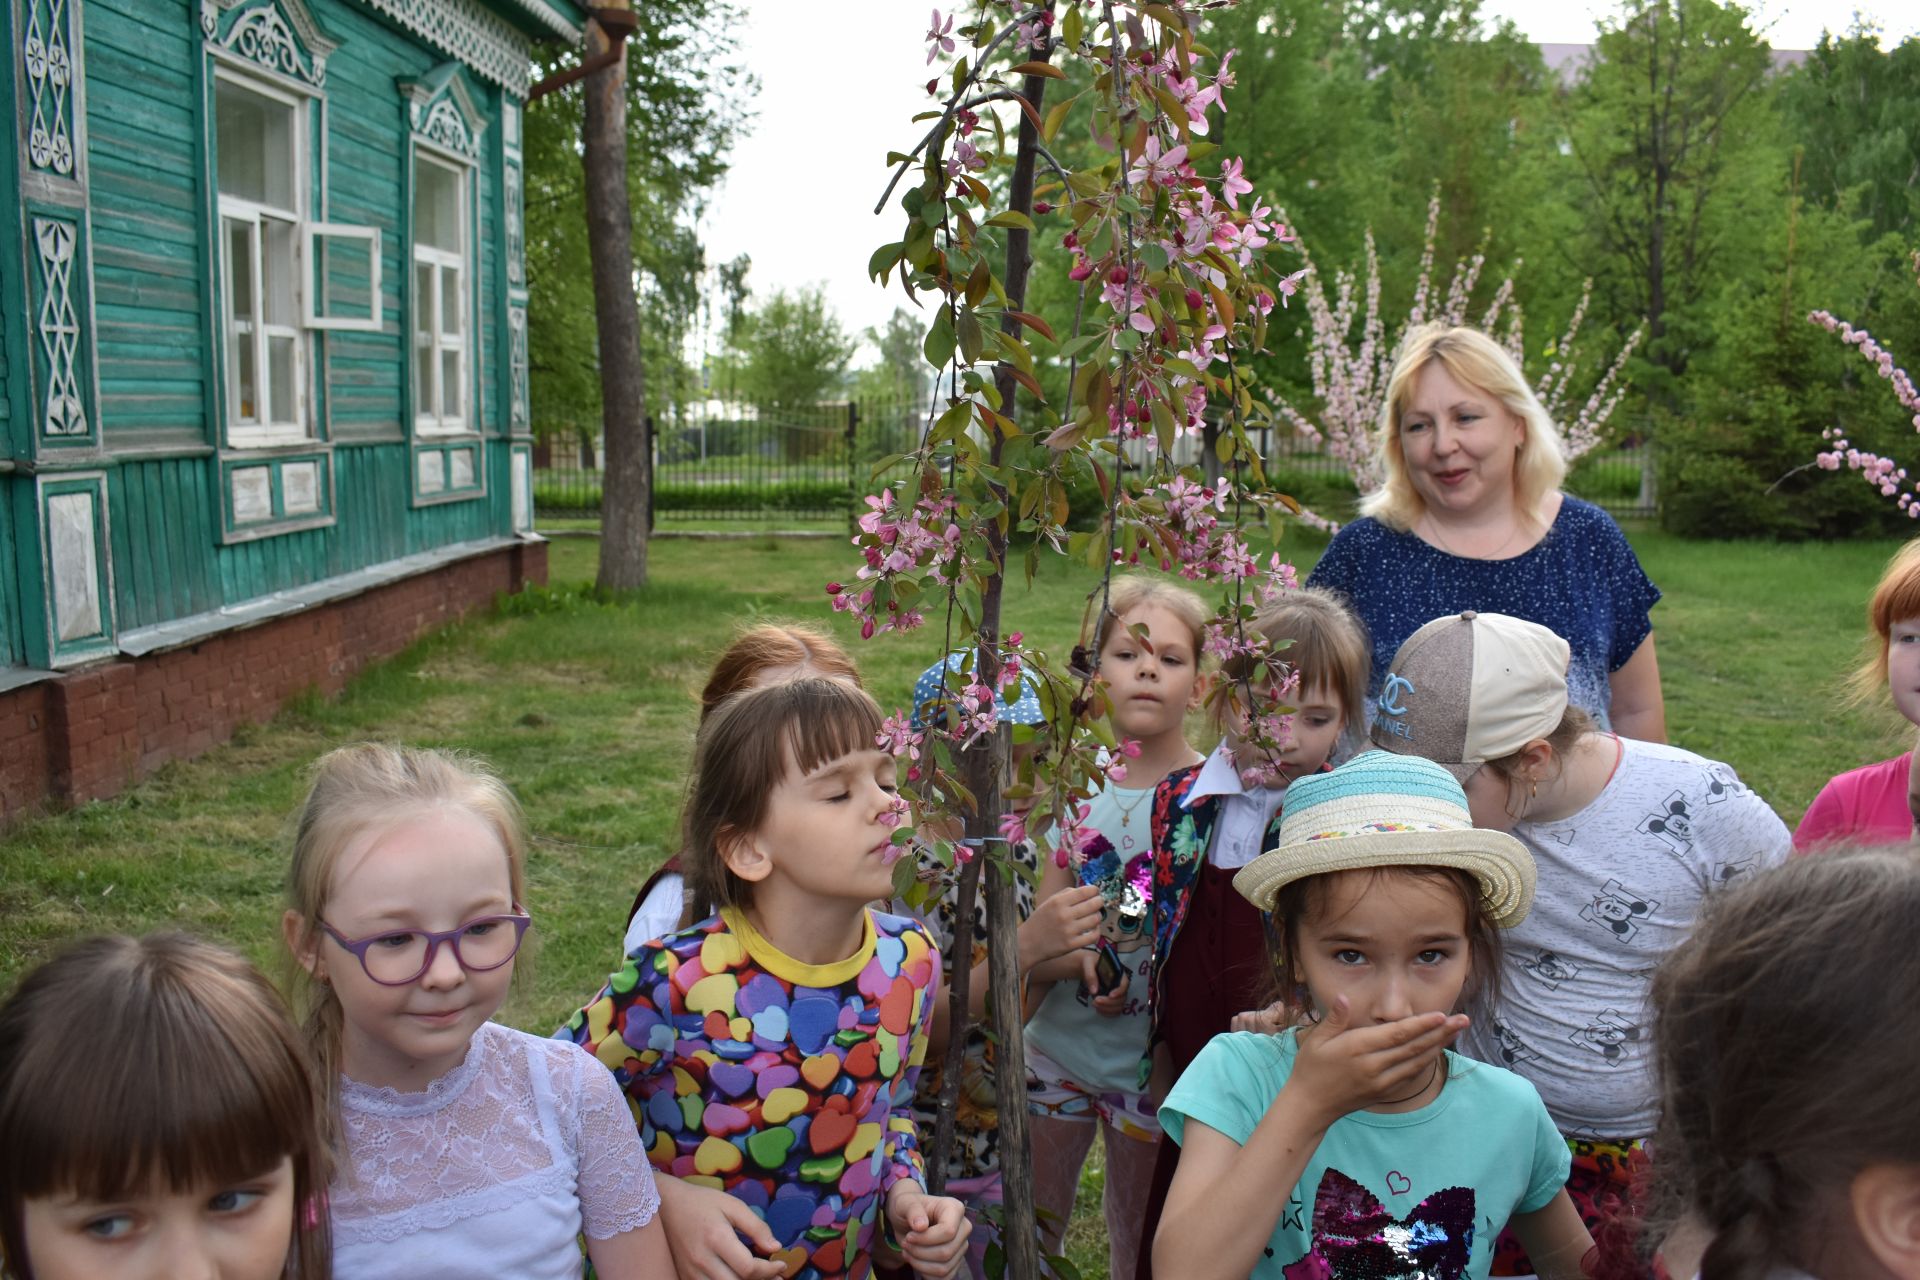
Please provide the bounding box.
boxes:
[1189,0,1920,538]
[523,0,750,429]
[519,0,1920,540]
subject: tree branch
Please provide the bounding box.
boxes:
[872,8,1052,216]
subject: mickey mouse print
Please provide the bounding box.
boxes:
[1458,738,1792,1138]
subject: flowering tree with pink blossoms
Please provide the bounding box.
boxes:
[1272,191,1643,514]
[843,4,1315,1268]
[1810,254,1920,516]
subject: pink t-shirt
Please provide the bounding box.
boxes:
[1793,752,1915,852]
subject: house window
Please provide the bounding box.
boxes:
[413,152,470,435]
[216,73,307,446]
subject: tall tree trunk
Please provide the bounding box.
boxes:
[585,2,650,590]
[1640,3,1669,513]
[959,33,1056,1280]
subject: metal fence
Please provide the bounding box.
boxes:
[531,397,1655,524]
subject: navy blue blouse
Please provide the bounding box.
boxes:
[1306,497,1661,730]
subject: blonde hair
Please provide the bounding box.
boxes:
[1218,588,1370,749]
[0,933,331,1280]
[284,743,529,1149]
[1849,537,1920,706]
[1090,575,1209,660]
[1361,324,1569,532]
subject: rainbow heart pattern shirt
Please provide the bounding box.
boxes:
[562,907,939,1280]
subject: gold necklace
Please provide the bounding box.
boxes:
[1113,786,1151,828]
[1420,514,1524,561]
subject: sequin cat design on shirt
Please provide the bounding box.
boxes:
[1282,1168,1475,1279]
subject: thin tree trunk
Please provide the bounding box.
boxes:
[584,2,650,590]
[926,851,980,1197]
[964,30,1056,1280]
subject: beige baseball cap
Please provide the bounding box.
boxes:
[1369,611,1570,780]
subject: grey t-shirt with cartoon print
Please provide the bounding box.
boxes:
[1460,737,1791,1138]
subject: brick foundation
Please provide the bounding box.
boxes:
[0,539,546,824]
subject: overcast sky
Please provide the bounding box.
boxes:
[695,0,1920,364]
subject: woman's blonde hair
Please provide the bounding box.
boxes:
[1849,536,1920,706]
[284,743,530,1150]
[1360,324,1569,532]
[0,933,331,1280]
[1089,575,1209,660]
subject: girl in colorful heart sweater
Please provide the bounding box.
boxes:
[562,677,969,1280]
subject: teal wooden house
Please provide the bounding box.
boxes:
[0,0,581,815]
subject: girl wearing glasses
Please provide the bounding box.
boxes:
[281,743,670,1279]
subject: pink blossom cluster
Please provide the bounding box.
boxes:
[877,712,923,764]
[1047,800,1099,869]
[1808,267,1920,513]
[1112,476,1259,581]
[997,798,1103,870]
[1049,41,1296,440]
[828,487,969,639]
[1228,662,1303,789]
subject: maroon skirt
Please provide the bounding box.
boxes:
[1136,861,1274,1279]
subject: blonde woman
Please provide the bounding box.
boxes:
[1306,323,1666,741]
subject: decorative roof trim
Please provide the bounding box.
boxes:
[503,0,580,44]
[355,0,536,97]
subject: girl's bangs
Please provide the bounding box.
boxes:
[1871,541,1920,638]
[782,681,885,776]
[5,987,310,1202]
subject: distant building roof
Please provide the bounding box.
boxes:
[1536,40,1806,87]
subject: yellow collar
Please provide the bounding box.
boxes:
[720,905,877,986]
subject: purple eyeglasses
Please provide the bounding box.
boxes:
[320,912,532,986]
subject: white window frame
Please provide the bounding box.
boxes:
[412,148,472,438]
[303,223,383,332]
[214,68,311,450]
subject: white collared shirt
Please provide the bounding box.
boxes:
[1186,742,1289,869]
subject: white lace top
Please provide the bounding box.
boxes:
[330,1022,660,1279]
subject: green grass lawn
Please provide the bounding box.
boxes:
[0,525,1907,1278]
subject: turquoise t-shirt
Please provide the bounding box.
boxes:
[1160,1031,1570,1278]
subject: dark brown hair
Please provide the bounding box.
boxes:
[682,677,887,921]
[699,622,862,720]
[0,933,330,1280]
[1647,846,1920,1279]
[1265,865,1504,1027]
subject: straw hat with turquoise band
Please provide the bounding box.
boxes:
[1232,752,1537,928]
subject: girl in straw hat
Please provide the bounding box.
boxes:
[1153,752,1596,1280]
